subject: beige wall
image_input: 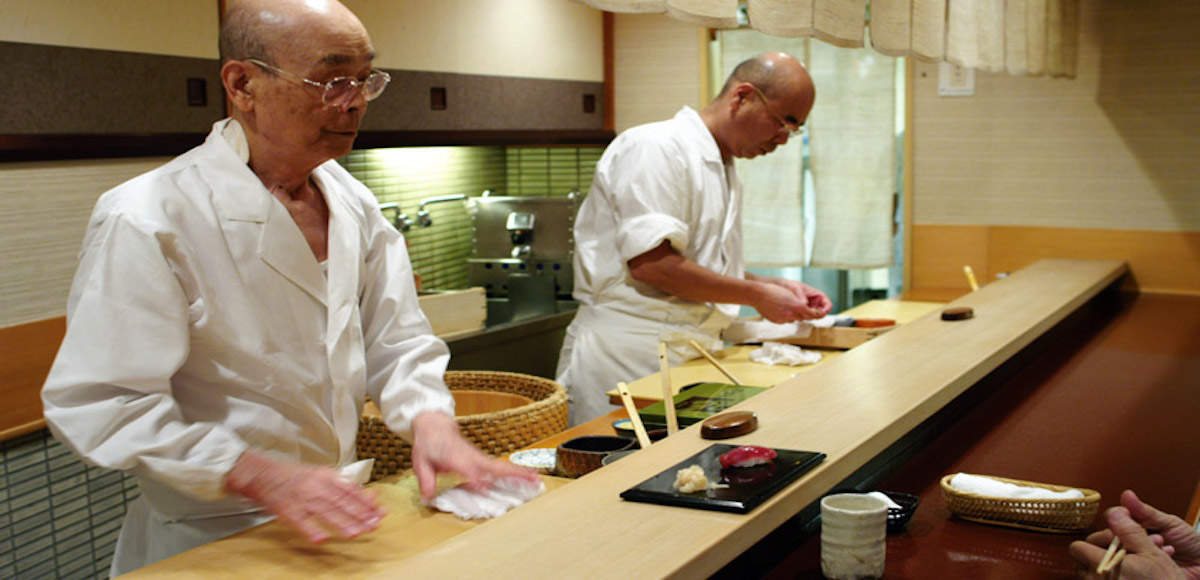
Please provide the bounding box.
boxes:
[349,0,603,81]
[612,13,706,132]
[0,0,603,80]
[0,0,218,58]
[912,0,1199,232]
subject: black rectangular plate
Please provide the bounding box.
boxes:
[620,444,826,514]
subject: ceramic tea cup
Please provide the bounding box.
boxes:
[820,493,887,579]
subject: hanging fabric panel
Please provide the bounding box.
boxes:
[745,0,815,38]
[946,0,1006,72]
[573,0,1078,77]
[807,39,897,269]
[579,0,668,12]
[870,0,946,61]
[812,0,868,47]
[667,0,740,27]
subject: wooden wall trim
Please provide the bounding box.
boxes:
[0,316,63,440]
[909,224,1200,297]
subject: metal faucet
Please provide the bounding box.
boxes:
[416,194,467,227]
[378,202,413,231]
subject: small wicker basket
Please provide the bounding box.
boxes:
[356,371,568,481]
[940,474,1100,533]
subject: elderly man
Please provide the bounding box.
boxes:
[556,52,833,425]
[41,0,532,574]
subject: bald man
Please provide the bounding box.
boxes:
[556,53,833,425]
[41,0,533,573]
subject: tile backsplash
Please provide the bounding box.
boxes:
[339,145,603,290]
[1,429,139,579]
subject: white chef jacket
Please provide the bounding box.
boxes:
[556,107,743,425]
[41,119,455,573]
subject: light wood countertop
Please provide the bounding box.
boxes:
[123,259,1128,579]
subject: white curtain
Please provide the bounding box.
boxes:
[720,30,810,267]
[575,0,1080,78]
[808,38,897,269]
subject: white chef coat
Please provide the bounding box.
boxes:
[556,107,743,425]
[41,119,455,574]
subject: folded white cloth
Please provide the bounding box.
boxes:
[427,478,546,520]
[749,342,822,366]
[949,473,1084,500]
[722,315,854,344]
[866,491,902,509]
[723,320,810,344]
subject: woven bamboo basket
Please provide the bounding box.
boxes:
[940,474,1101,533]
[356,371,568,481]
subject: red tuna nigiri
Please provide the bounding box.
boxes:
[719,445,777,468]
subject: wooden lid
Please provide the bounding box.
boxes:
[941,306,975,321]
[700,411,758,439]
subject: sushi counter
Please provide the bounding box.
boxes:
[122,259,1173,579]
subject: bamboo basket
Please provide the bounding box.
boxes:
[357,371,568,481]
[940,474,1101,533]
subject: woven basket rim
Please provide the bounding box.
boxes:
[444,370,567,422]
[940,473,1100,503]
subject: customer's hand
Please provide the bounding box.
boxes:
[409,411,538,501]
[1069,490,1200,579]
[224,449,385,543]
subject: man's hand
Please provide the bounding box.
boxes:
[1068,490,1200,580]
[409,411,538,501]
[747,275,833,322]
[224,450,385,544]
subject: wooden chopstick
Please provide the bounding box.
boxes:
[964,265,980,292]
[1096,537,1125,574]
[616,382,652,449]
[658,342,679,435]
[687,339,743,386]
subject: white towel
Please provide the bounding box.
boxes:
[722,315,852,345]
[749,342,822,366]
[428,478,546,520]
[949,473,1084,500]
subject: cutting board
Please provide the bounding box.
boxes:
[620,444,825,514]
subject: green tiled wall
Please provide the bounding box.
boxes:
[1,429,139,579]
[340,145,603,290]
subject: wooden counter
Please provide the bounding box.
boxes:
[614,299,944,405]
[125,259,1128,579]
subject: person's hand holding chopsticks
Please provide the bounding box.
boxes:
[1068,489,1200,579]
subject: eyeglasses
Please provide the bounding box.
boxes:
[245,58,390,107]
[750,84,806,137]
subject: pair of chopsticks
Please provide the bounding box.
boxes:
[619,340,746,443]
[614,341,685,447]
[1096,536,1126,575]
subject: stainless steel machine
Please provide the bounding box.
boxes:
[466,192,581,322]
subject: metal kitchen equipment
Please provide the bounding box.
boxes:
[466,192,580,301]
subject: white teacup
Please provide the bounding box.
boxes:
[820,493,887,579]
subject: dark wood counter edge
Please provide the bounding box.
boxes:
[0,130,615,162]
[711,284,1134,578]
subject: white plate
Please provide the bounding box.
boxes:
[509,448,556,470]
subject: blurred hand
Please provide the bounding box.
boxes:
[409,411,538,501]
[224,450,385,543]
[753,279,833,322]
[1069,490,1200,580]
